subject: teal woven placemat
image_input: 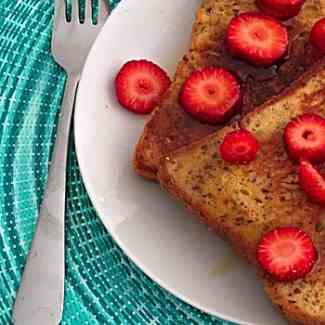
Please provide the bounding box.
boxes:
[0,1,235,324]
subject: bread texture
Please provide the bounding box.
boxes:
[158,59,325,325]
[134,0,325,180]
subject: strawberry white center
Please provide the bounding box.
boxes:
[276,240,296,258]
[135,78,154,95]
[196,71,239,113]
[202,81,223,106]
[234,143,249,154]
[200,82,226,110]
[243,21,273,48]
[203,83,220,98]
[128,73,162,104]
[268,237,304,271]
[249,27,268,43]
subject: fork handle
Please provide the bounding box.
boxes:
[13,74,79,325]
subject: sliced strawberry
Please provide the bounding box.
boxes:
[256,0,305,20]
[179,67,241,125]
[226,12,289,67]
[299,160,325,204]
[115,60,171,114]
[219,129,259,164]
[257,226,317,281]
[310,18,325,54]
[284,114,325,163]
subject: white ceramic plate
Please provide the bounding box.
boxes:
[75,1,287,324]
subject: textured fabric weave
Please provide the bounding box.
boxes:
[0,1,234,324]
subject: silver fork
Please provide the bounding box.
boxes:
[13,1,109,324]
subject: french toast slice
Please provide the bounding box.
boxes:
[158,59,325,325]
[134,0,325,181]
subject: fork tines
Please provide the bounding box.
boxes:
[54,0,109,24]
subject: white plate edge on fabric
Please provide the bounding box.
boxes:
[74,1,287,324]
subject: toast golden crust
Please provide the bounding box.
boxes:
[158,59,325,325]
[134,0,325,180]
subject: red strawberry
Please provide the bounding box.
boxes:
[179,67,241,125]
[310,18,325,54]
[284,114,325,163]
[256,0,305,20]
[219,129,259,164]
[115,60,171,114]
[257,227,317,281]
[299,160,325,204]
[226,12,289,67]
